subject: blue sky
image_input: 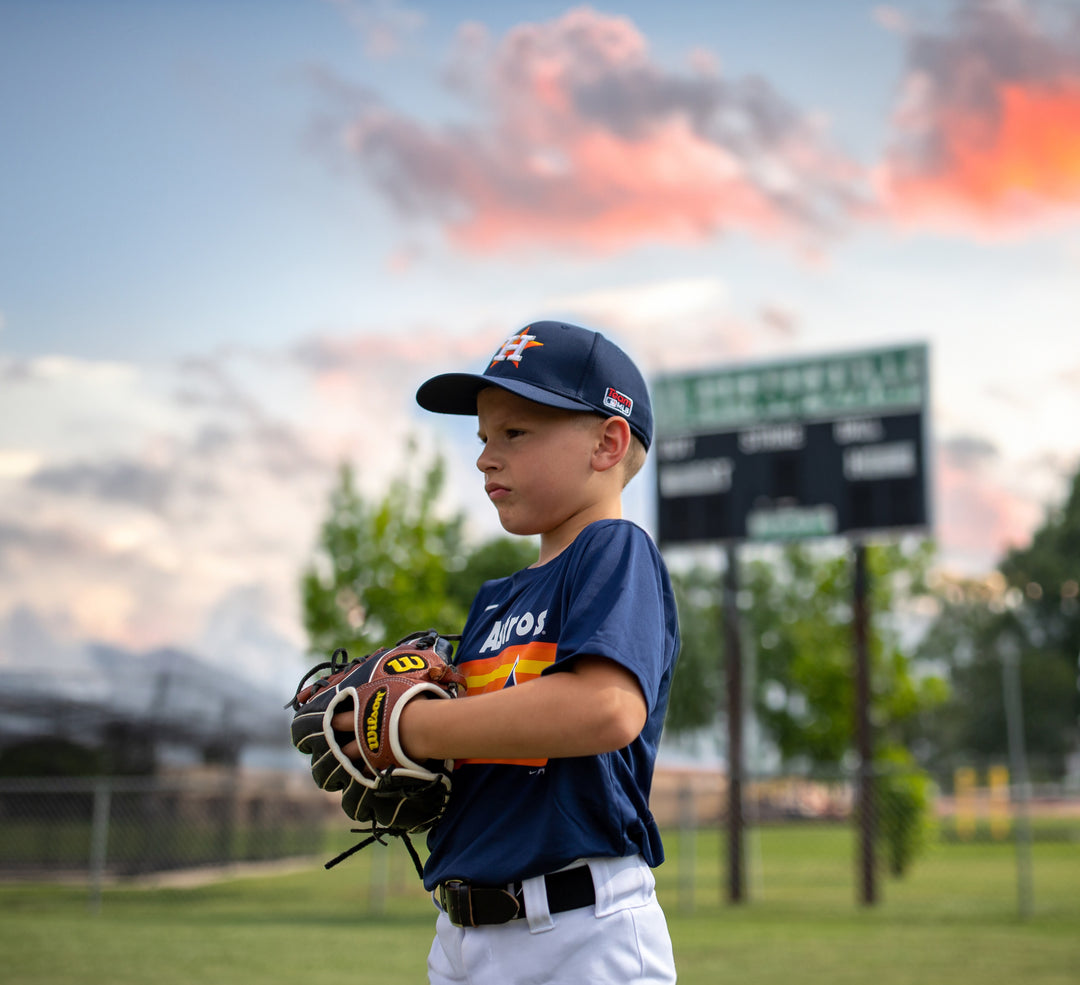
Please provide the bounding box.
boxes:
[2,0,1079,687]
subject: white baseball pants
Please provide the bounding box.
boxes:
[427,854,677,985]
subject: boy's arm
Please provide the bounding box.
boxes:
[333,657,647,762]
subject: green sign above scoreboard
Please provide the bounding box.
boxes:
[653,344,928,435]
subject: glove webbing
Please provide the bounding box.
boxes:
[285,646,357,712]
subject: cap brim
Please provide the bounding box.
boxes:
[416,373,597,417]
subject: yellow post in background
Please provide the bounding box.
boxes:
[954,766,977,840]
[988,764,1011,840]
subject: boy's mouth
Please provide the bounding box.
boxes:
[485,482,510,501]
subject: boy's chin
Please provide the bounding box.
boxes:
[498,520,536,537]
[495,511,542,538]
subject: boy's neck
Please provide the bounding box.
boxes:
[534,497,623,567]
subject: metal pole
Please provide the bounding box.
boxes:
[853,541,877,905]
[723,541,745,904]
[369,840,389,914]
[678,781,696,913]
[88,778,111,914]
[1000,638,1034,919]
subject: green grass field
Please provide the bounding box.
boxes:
[2,824,1078,985]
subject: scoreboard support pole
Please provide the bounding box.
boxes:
[853,540,877,905]
[722,541,746,904]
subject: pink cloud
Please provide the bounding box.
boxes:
[331,7,864,254]
[878,0,1080,232]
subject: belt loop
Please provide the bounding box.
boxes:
[520,871,556,933]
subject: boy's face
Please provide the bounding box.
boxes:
[475,387,606,539]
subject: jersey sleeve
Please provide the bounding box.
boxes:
[547,521,677,712]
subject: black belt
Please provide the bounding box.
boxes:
[437,865,596,928]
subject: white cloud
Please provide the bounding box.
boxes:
[551,277,729,326]
[0,355,178,460]
[328,0,426,57]
[0,451,41,478]
[543,275,780,374]
[0,330,488,665]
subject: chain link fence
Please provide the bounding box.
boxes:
[652,765,1080,834]
[0,771,334,884]
[3,765,1077,913]
[651,764,1080,908]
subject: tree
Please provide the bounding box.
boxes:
[1000,466,1080,657]
[666,538,947,875]
[301,455,469,658]
[998,466,1080,764]
[875,747,934,877]
[667,540,948,757]
[917,466,1080,779]
[744,539,946,768]
[301,452,539,661]
[0,737,103,777]
[666,563,724,733]
[447,536,539,616]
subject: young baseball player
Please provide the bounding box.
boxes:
[348,321,680,984]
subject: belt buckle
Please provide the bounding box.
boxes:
[439,879,522,927]
[439,879,475,928]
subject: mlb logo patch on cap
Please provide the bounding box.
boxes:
[603,387,633,418]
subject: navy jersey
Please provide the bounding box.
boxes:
[422,519,680,890]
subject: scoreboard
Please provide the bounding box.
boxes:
[653,344,931,545]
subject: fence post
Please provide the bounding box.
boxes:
[1000,638,1034,919]
[678,779,696,913]
[88,778,111,913]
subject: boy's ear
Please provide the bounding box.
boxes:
[592,416,632,473]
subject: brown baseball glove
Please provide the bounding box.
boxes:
[287,630,465,875]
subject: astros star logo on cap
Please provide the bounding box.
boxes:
[490,331,543,368]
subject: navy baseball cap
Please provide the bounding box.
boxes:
[416,321,654,450]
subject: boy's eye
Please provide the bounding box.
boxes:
[477,426,526,444]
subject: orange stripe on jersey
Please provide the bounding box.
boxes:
[463,641,557,694]
[458,641,558,767]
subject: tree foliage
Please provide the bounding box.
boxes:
[447,536,538,616]
[301,454,537,660]
[668,540,948,765]
[666,538,946,877]
[301,456,469,658]
[876,746,935,877]
[917,467,1080,779]
[666,564,724,732]
[999,467,1080,749]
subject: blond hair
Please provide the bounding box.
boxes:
[621,435,647,487]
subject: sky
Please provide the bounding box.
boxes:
[2,0,1079,692]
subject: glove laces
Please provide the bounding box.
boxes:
[324,826,426,878]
